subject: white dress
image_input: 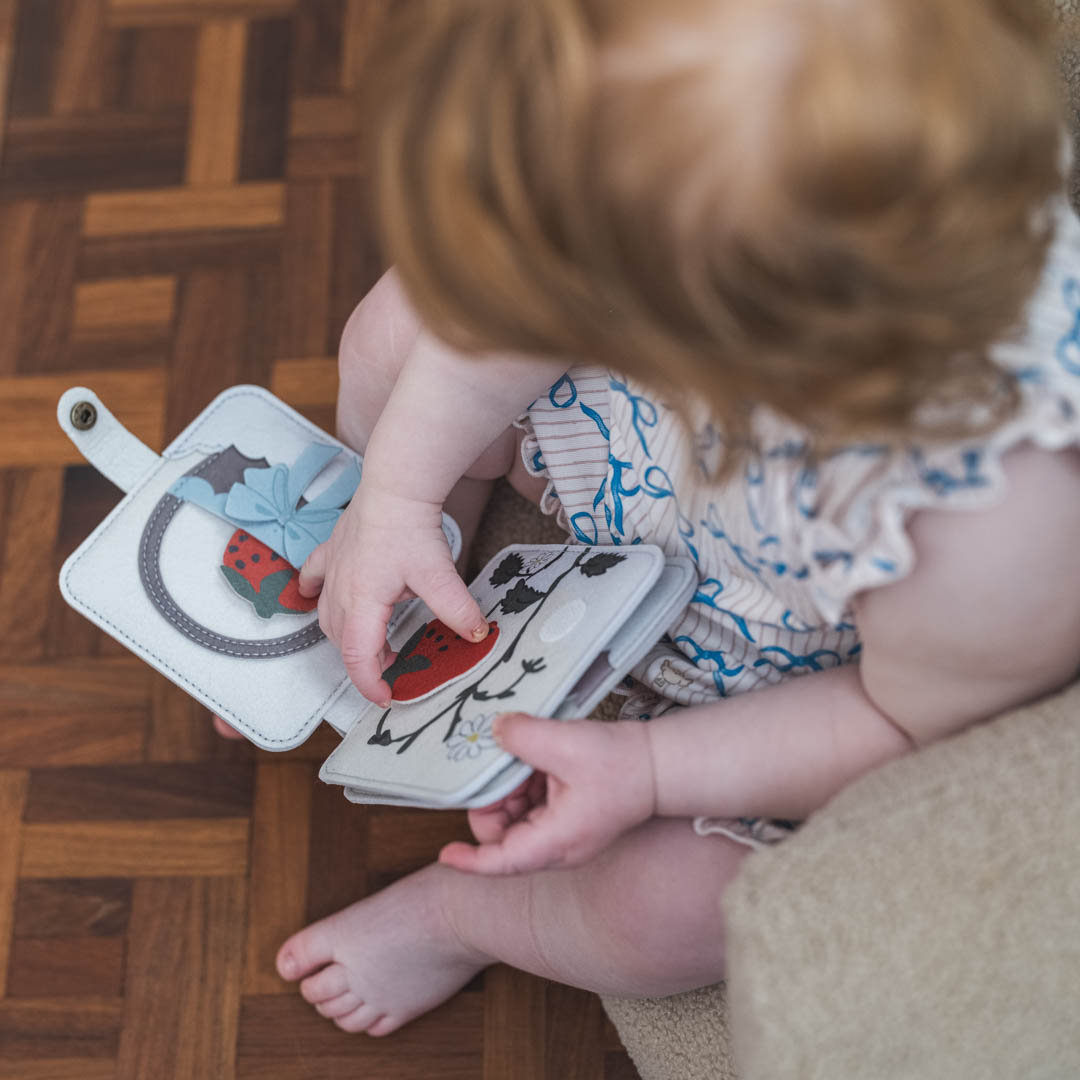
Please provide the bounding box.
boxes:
[516,196,1080,847]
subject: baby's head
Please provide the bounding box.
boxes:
[369,0,1062,446]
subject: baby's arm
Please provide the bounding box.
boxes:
[650,443,1080,820]
[442,444,1080,873]
[302,330,565,702]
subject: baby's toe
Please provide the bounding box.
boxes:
[335,1004,384,1034]
[315,991,362,1020]
[367,1014,402,1038]
[300,963,349,1004]
[277,918,336,982]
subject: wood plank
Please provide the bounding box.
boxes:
[84,183,284,237]
[0,769,29,996]
[50,0,106,115]
[0,998,122,1058]
[303,770,368,925]
[483,965,547,1080]
[276,179,333,357]
[12,198,81,374]
[604,1052,643,1080]
[5,0,59,119]
[19,819,249,878]
[186,17,247,186]
[236,992,484,1078]
[116,876,246,1080]
[285,132,363,179]
[130,23,196,104]
[243,762,312,993]
[53,466,122,565]
[6,936,126,997]
[0,0,19,167]
[0,368,165,468]
[0,709,146,768]
[0,201,35,376]
[269,356,337,408]
[290,0,342,95]
[238,16,290,180]
[366,806,474,873]
[13,879,132,938]
[164,266,258,441]
[72,276,177,337]
[0,1062,116,1080]
[0,467,64,662]
[288,94,356,139]
[80,226,280,279]
[1,110,188,197]
[341,0,387,93]
[107,0,295,29]
[330,175,382,349]
[46,466,122,657]
[0,658,152,714]
[546,985,607,1080]
[145,676,254,764]
[23,762,255,822]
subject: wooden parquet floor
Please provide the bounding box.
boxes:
[0,2,637,1077]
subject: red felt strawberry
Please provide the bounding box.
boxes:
[220,529,317,620]
[382,618,500,702]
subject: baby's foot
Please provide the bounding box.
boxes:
[276,863,490,1036]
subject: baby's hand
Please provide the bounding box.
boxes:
[299,483,488,704]
[439,714,657,875]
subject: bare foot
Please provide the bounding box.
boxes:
[276,863,490,1036]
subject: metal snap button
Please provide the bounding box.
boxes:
[70,400,98,430]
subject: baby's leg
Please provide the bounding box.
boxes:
[277,819,745,1036]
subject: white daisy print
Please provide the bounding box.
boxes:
[446,713,498,762]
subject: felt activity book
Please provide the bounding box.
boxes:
[57,385,696,809]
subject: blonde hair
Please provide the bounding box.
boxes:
[367,0,1063,455]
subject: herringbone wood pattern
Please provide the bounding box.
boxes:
[0,2,636,1076]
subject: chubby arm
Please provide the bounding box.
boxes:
[649,443,1080,821]
[442,445,1080,874]
[361,331,566,506]
[303,331,565,701]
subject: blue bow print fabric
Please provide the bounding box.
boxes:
[171,443,362,567]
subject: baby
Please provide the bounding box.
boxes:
[232,0,1080,1036]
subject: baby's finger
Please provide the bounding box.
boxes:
[340,606,395,706]
[467,776,535,843]
[317,591,341,648]
[466,805,513,845]
[439,817,566,876]
[212,714,246,740]
[493,713,578,777]
[298,543,328,598]
[414,560,489,644]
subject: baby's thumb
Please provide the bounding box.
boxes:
[493,713,573,776]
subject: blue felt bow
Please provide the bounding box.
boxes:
[172,443,361,567]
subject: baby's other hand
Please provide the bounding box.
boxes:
[466,771,548,844]
[439,714,657,875]
[299,484,488,704]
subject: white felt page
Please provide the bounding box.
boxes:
[61,448,349,749]
[59,384,460,751]
[338,555,698,809]
[318,544,664,805]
